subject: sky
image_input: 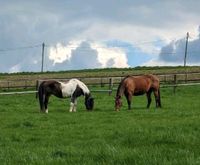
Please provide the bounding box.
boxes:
[0,0,200,73]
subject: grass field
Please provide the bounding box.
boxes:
[1,66,200,81]
[0,85,200,164]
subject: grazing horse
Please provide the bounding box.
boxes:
[37,79,94,113]
[115,74,161,111]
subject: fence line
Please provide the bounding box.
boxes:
[1,73,200,90]
[161,82,200,87]
[1,82,200,95]
[0,91,37,95]
[0,89,113,95]
[1,72,200,95]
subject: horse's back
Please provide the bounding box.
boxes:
[69,79,90,94]
[60,79,90,97]
[122,76,147,95]
[124,74,160,94]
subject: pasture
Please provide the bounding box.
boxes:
[0,85,200,164]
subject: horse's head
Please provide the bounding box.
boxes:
[85,95,94,110]
[115,95,122,111]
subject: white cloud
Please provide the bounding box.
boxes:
[48,41,129,70]
[49,41,81,64]
[158,28,200,64]
[91,42,129,68]
[143,29,200,67]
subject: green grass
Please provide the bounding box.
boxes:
[0,86,200,164]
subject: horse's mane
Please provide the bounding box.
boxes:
[116,75,131,97]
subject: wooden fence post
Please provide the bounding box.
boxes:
[173,74,177,94]
[7,81,10,90]
[24,80,27,89]
[100,77,104,87]
[185,73,188,83]
[36,80,39,92]
[108,78,113,95]
[164,75,166,83]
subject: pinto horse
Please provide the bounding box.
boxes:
[37,79,94,113]
[115,74,161,111]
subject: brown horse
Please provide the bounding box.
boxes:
[115,74,161,111]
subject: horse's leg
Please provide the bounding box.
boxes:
[125,93,132,110]
[69,102,74,112]
[69,97,76,112]
[73,99,77,112]
[153,89,161,108]
[41,94,46,112]
[44,94,50,113]
[146,90,152,108]
[38,88,45,112]
[39,94,44,112]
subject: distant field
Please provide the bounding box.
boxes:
[1,66,200,92]
[1,66,200,81]
[0,85,200,164]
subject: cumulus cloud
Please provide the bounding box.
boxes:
[90,42,129,68]
[68,41,101,69]
[47,41,129,71]
[49,41,81,64]
[158,28,200,64]
[143,27,200,66]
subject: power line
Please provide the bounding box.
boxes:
[1,46,199,56]
[0,37,186,53]
[0,38,199,56]
[0,44,41,52]
[46,39,170,48]
[0,34,195,53]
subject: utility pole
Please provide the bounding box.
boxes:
[184,32,189,67]
[41,42,45,72]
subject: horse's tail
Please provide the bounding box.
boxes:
[38,82,45,111]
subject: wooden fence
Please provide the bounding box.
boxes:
[1,72,200,94]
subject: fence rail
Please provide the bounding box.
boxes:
[1,82,200,96]
[1,72,200,94]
